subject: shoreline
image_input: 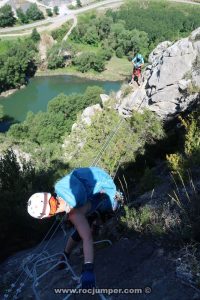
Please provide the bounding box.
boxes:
[35,69,126,82]
[0,85,26,99]
[0,66,126,99]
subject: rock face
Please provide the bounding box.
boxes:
[117,28,200,120]
[81,104,102,126]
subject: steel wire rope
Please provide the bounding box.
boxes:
[92,118,124,167]
[6,119,124,299]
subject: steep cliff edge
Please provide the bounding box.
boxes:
[116,27,200,119]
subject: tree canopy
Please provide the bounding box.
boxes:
[0,39,38,93]
[0,4,16,27]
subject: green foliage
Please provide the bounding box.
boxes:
[130,109,164,145]
[53,6,59,15]
[46,8,53,17]
[26,4,44,21]
[120,205,153,232]
[47,43,65,69]
[8,86,103,148]
[120,203,182,238]
[47,41,75,69]
[167,113,200,177]
[108,1,200,45]
[169,174,200,241]
[116,47,124,58]
[83,26,99,46]
[51,21,73,42]
[16,8,29,24]
[66,108,163,175]
[31,28,40,42]
[76,0,82,7]
[0,39,37,93]
[0,4,16,27]
[73,52,105,72]
[70,15,113,44]
[99,48,112,61]
[0,39,12,54]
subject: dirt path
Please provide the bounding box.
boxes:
[62,15,77,41]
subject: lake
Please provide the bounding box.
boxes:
[0,75,122,131]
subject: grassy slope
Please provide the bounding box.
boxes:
[36,55,131,81]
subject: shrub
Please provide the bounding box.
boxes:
[120,205,158,233]
[116,47,124,58]
[0,4,16,27]
[31,28,40,42]
[51,21,72,42]
[46,8,53,17]
[53,6,59,15]
[73,52,105,72]
[47,44,65,69]
[166,113,200,178]
[26,4,44,21]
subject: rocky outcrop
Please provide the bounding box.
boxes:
[117,27,200,120]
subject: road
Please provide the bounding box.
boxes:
[0,0,123,36]
[0,0,199,37]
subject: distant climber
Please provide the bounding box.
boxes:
[130,53,144,86]
[27,166,123,289]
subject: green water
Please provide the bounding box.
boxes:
[0,75,122,122]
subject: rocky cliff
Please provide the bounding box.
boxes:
[116,27,200,120]
[62,28,200,158]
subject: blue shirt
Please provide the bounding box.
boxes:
[54,167,117,211]
[132,54,144,68]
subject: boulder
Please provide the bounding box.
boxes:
[81,104,102,125]
[100,94,110,106]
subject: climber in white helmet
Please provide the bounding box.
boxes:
[27,166,123,289]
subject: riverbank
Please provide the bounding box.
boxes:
[36,56,131,81]
[0,57,129,99]
[0,85,25,98]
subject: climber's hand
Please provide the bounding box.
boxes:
[81,263,96,288]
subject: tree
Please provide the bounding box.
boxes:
[31,28,40,42]
[0,4,16,27]
[83,26,99,45]
[0,39,37,93]
[16,8,29,24]
[73,52,105,73]
[47,44,65,69]
[116,47,124,58]
[26,4,44,21]
[46,8,53,17]
[76,0,82,7]
[53,6,59,15]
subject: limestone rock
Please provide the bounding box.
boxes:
[117,27,200,120]
[149,41,172,65]
[81,104,102,125]
[100,94,110,106]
